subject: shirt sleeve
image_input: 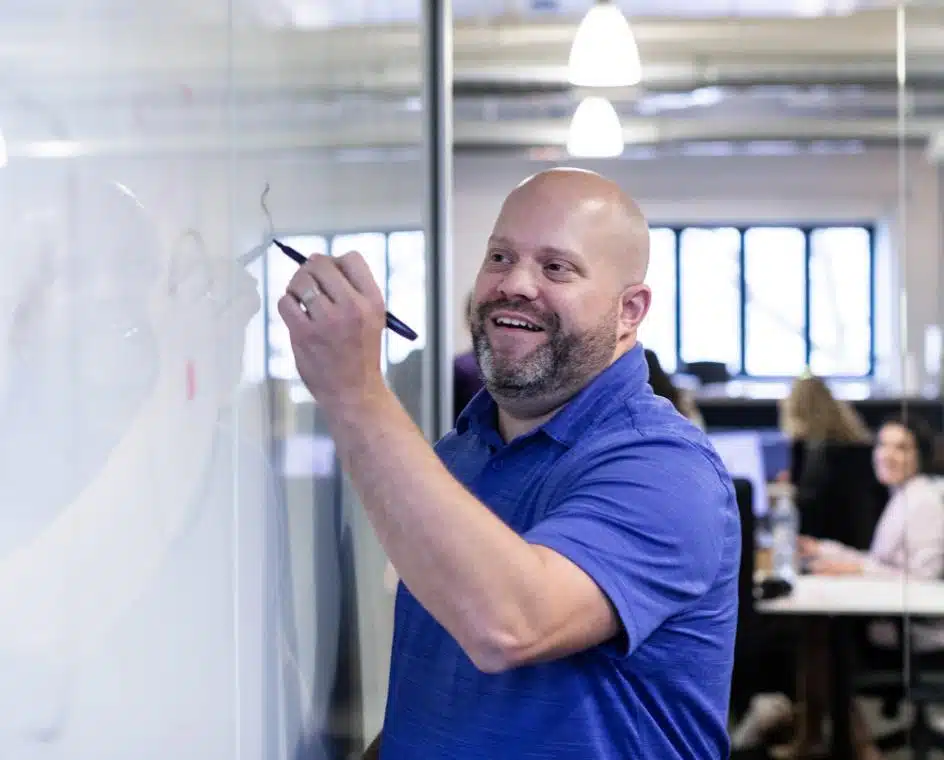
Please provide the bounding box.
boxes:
[865,479,944,580]
[523,435,731,657]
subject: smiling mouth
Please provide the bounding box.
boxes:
[492,316,544,332]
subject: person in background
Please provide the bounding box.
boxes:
[795,415,944,760]
[453,293,484,424]
[644,348,705,430]
[734,373,871,755]
[779,374,871,445]
[801,412,943,581]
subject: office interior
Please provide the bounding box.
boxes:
[0,0,942,758]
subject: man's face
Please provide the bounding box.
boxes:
[469,184,642,413]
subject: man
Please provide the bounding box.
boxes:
[279,168,741,759]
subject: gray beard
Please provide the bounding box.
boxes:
[471,305,619,413]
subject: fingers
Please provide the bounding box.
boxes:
[797,536,819,557]
[280,251,385,344]
[335,251,383,300]
[286,254,357,308]
[277,293,311,336]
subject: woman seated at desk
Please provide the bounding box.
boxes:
[800,414,942,583]
[796,415,944,760]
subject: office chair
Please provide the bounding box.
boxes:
[854,621,944,758]
[681,361,731,386]
[730,478,758,720]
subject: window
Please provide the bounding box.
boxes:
[639,225,874,378]
[679,227,741,370]
[744,227,806,376]
[242,230,428,384]
[638,228,677,372]
[387,231,427,365]
[809,227,872,376]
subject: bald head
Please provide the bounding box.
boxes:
[501,167,650,286]
[470,167,655,426]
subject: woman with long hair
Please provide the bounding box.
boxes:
[779,374,872,444]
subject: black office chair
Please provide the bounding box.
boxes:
[730,478,758,720]
[854,620,944,758]
[682,361,731,386]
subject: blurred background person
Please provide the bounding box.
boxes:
[787,415,943,759]
[453,293,484,425]
[644,348,705,430]
[779,374,872,446]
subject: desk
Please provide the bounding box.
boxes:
[758,576,944,617]
[758,576,944,759]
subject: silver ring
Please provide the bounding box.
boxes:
[299,286,318,311]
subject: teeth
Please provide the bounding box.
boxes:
[495,317,540,331]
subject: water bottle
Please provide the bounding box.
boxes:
[769,486,799,583]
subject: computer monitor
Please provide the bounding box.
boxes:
[709,431,769,517]
[794,441,887,551]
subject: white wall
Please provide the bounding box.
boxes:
[449,149,942,389]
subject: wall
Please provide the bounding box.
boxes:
[449,149,942,390]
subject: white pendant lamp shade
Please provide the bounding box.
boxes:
[568,1,642,88]
[566,96,624,158]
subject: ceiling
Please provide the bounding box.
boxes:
[0,2,941,160]
[0,0,903,25]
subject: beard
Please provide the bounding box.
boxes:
[470,297,619,414]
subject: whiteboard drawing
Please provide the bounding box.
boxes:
[0,176,318,759]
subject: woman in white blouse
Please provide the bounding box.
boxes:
[800,416,943,584]
[796,415,943,760]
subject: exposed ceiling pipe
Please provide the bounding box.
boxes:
[0,116,940,157]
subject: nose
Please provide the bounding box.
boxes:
[497,263,540,302]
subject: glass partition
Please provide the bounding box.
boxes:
[439,3,937,757]
[0,2,435,759]
[897,2,944,756]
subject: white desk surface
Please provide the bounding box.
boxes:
[757,575,944,617]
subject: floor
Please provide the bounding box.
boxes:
[732,698,944,759]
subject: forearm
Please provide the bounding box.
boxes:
[326,391,546,670]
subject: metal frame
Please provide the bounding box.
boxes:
[660,222,877,380]
[423,0,454,441]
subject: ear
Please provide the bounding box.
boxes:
[618,283,651,339]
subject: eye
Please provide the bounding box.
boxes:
[544,261,575,277]
[486,249,512,265]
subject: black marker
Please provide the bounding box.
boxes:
[272,239,418,342]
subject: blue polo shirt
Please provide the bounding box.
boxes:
[381,344,740,759]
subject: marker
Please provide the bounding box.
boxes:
[272,239,418,342]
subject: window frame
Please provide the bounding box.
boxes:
[653,222,876,380]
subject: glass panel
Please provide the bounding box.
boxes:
[638,228,677,372]
[331,233,388,297]
[0,2,429,760]
[270,236,328,382]
[332,233,390,375]
[386,231,428,421]
[809,227,872,376]
[679,227,741,370]
[743,227,806,376]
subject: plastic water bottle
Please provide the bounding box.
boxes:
[769,486,799,583]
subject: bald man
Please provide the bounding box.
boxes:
[279,168,740,760]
